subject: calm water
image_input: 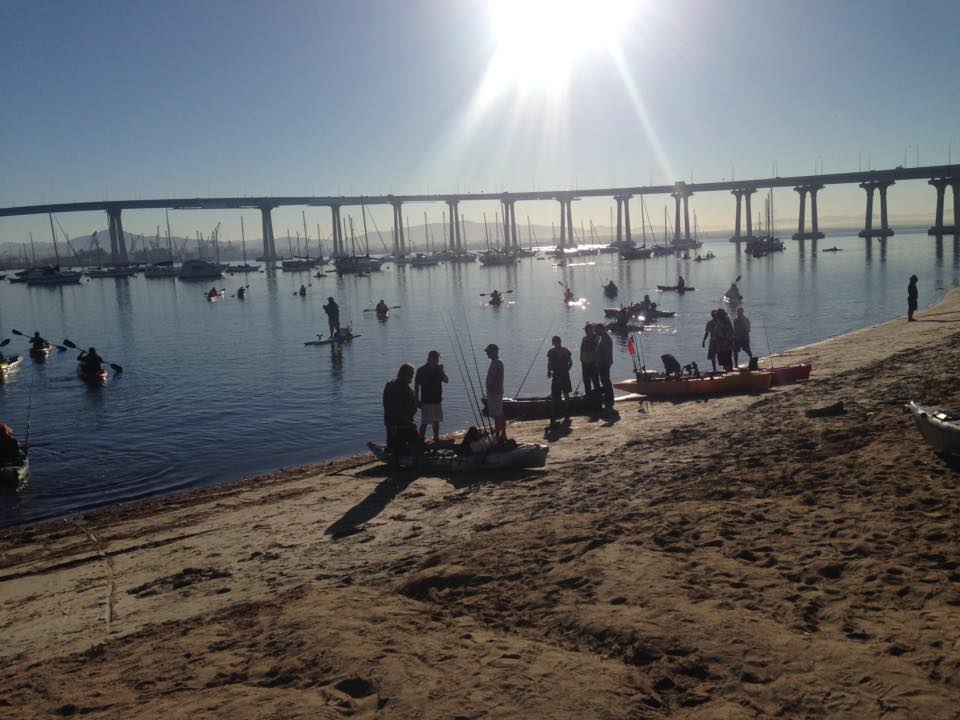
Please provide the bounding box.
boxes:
[1,231,958,527]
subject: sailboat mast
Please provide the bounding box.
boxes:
[165,209,174,261]
[483,212,490,251]
[527,216,533,249]
[29,231,37,264]
[48,213,61,265]
[424,211,430,253]
[460,212,466,252]
[640,197,647,246]
[405,216,412,253]
[441,210,448,249]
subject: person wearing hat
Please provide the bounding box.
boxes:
[579,323,598,395]
[485,343,507,441]
[323,296,341,337]
[415,350,449,442]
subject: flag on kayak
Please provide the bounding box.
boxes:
[627,336,636,356]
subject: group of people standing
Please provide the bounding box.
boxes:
[702,306,752,372]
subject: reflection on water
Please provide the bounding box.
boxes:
[0,231,957,527]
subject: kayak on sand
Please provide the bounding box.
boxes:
[481,392,603,420]
[907,401,960,456]
[614,370,772,399]
[367,440,549,472]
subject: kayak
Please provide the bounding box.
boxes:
[723,294,743,304]
[657,285,694,293]
[603,307,675,319]
[614,370,773,399]
[603,283,618,297]
[908,402,960,455]
[0,451,29,486]
[77,364,108,385]
[376,309,389,319]
[367,440,549,472]
[482,392,603,420]
[769,363,812,385]
[29,346,53,361]
[206,291,224,302]
[0,355,23,378]
[304,333,359,346]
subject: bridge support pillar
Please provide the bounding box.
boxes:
[330,206,343,257]
[557,197,575,250]
[671,185,693,244]
[729,188,757,243]
[499,198,517,251]
[391,202,407,256]
[446,200,462,252]
[623,195,632,246]
[106,208,129,265]
[928,178,960,236]
[792,184,825,240]
[260,206,277,260]
[672,192,682,242]
[509,200,518,250]
[614,196,622,245]
[858,181,895,239]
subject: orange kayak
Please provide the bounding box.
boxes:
[614,370,773,399]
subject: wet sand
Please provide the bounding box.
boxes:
[1,291,959,718]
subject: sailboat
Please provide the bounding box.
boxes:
[145,211,181,278]
[333,204,383,274]
[620,196,654,260]
[228,216,261,273]
[26,214,83,285]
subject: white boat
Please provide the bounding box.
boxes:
[178,259,226,280]
[908,401,960,455]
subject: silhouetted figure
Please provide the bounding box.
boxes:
[908,275,918,321]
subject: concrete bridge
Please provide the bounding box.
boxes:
[2,164,958,263]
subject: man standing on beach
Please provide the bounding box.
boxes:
[733,307,753,367]
[595,324,614,410]
[547,335,573,428]
[415,351,448,442]
[702,310,718,373]
[579,323,599,394]
[323,297,340,337]
[908,275,918,321]
[485,344,506,441]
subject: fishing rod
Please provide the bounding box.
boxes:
[514,318,553,397]
[446,312,490,432]
[442,314,483,430]
[460,306,490,409]
[24,374,34,450]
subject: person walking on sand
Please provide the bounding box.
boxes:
[908,275,918,321]
[595,324,614,410]
[702,310,718,373]
[579,323,599,394]
[547,335,573,428]
[485,344,507,442]
[733,307,753,367]
[323,297,340,336]
[714,308,735,372]
[415,350,448,442]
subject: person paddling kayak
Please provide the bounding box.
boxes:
[563,287,575,303]
[77,347,105,373]
[298,284,307,297]
[237,286,246,299]
[29,332,51,353]
[376,299,389,315]
[207,287,220,299]
[489,290,503,306]
[0,423,22,464]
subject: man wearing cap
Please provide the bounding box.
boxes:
[415,350,449,442]
[484,343,507,441]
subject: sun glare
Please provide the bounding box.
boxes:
[485,0,640,95]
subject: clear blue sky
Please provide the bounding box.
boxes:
[1,0,958,244]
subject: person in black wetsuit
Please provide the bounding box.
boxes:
[30,332,51,353]
[0,423,22,463]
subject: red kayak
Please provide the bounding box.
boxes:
[77,364,108,385]
[770,363,812,385]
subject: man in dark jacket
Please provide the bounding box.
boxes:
[595,324,614,409]
[908,275,918,321]
[383,363,422,463]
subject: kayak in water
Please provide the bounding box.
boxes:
[77,364,108,385]
[304,329,359,346]
[657,285,695,293]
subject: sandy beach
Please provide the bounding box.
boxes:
[1,290,959,719]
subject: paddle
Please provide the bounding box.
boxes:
[557,280,577,301]
[479,290,513,296]
[62,339,124,374]
[11,329,66,351]
[362,305,401,312]
[0,338,8,347]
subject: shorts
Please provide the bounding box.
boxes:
[734,337,750,354]
[551,374,572,396]
[421,403,443,424]
[486,393,504,419]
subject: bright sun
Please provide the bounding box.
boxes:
[485,0,640,95]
